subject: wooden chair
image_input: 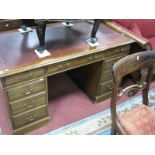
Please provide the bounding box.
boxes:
[110,51,155,135]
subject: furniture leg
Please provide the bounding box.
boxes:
[35,20,47,53]
[21,19,28,31]
[111,124,117,135]
[90,19,101,43]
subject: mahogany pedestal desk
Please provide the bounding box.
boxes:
[0,22,135,134]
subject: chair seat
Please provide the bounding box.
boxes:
[118,104,155,135]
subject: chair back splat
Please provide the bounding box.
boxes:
[111,51,155,135]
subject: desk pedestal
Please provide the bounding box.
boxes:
[68,46,131,103]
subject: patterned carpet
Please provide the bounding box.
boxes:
[47,88,155,135]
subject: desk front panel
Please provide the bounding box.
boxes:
[47,52,104,76]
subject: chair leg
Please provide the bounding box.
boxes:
[111,122,117,135]
[111,128,117,135]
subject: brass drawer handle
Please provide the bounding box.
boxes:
[24,103,34,108]
[107,84,113,91]
[58,62,70,69]
[121,46,129,51]
[31,100,36,104]
[24,88,33,95]
[65,62,70,67]
[25,92,31,95]
[58,64,66,69]
[114,48,120,52]
[26,116,34,122]
[24,103,33,109]
[88,56,95,61]
[95,55,99,58]
[5,23,9,27]
[19,72,33,80]
[24,100,36,109]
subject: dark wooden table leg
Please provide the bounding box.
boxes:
[90,19,101,43]
[35,20,47,53]
[20,19,28,31]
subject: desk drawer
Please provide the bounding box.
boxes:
[13,105,47,129]
[47,53,104,75]
[99,80,113,95]
[103,56,124,70]
[101,70,113,83]
[7,78,45,101]
[10,92,46,115]
[104,45,130,57]
[4,68,45,86]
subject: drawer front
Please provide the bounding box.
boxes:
[103,55,125,70]
[4,68,45,86]
[47,52,104,75]
[99,81,113,95]
[101,70,113,83]
[10,92,46,115]
[104,45,130,57]
[96,92,112,103]
[7,78,45,101]
[13,106,47,129]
